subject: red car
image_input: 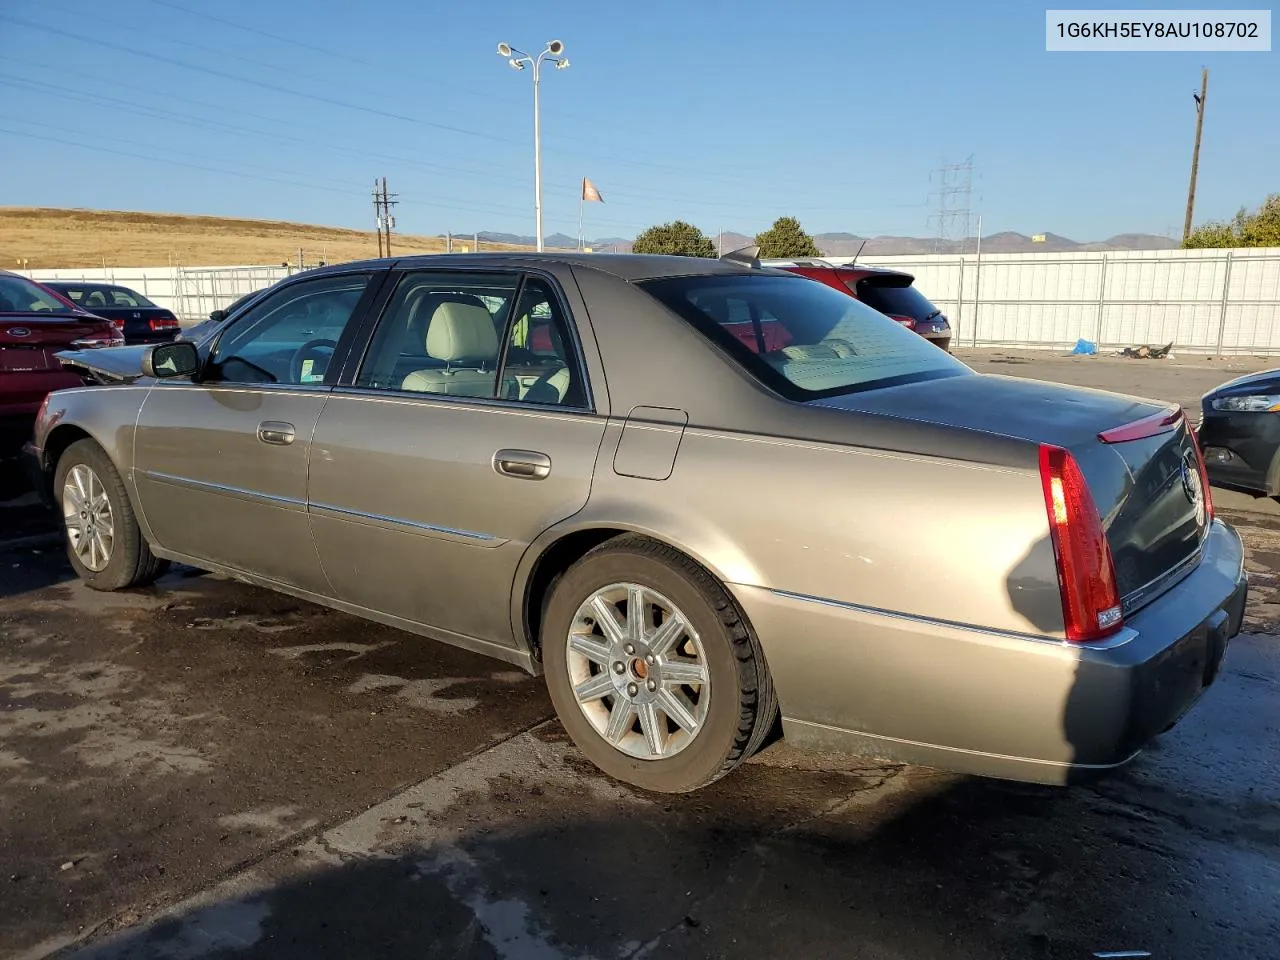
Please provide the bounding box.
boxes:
[766,259,953,351]
[0,271,123,455]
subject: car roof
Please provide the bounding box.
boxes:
[44,280,133,290]
[297,252,781,283]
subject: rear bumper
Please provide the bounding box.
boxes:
[732,518,1246,785]
[0,412,37,456]
[20,440,52,507]
[915,322,952,352]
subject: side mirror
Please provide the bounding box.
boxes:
[209,309,228,323]
[142,340,200,379]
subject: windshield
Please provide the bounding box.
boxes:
[0,274,78,315]
[640,273,968,399]
[855,277,941,322]
[56,284,158,309]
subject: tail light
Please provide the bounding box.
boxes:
[1038,444,1124,643]
[149,315,180,331]
[70,330,125,349]
[1187,423,1215,524]
[888,314,917,329]
[109,318,125,331]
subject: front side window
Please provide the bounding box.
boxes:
[640,273,969,399]
[206,273,370,385]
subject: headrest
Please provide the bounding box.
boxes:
[426,301,499,362]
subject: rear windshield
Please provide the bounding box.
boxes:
[640,273,968,399]
[855,278,940,322]
[0,275,78,315]
[56,285,158,309]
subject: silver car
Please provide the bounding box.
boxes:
[25,252,1247,794]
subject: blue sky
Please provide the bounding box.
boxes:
[0,0,1275,241]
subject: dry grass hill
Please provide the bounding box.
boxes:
[0,207,536,269]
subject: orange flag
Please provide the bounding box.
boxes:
[582,177,604,202]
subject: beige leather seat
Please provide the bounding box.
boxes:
[401,301,500,397]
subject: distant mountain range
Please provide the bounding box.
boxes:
[477,229,1180,256]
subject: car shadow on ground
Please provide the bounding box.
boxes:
[69,755,1211,960]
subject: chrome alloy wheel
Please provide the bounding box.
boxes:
[565,582,710,760]
[62,463,115,572]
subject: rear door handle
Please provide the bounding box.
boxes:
[257,421,296,446]
[493,449,551,480]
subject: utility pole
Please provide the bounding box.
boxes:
[1182,68,1209,245]
[372,177,398,257]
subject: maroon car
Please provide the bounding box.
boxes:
[0,272,123,454]
[766,259,953,351]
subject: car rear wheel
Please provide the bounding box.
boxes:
[55,438,169,591]
[542,535,777,793]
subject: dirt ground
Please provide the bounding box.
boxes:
[1,349,1277,959]
[0,207,537,269]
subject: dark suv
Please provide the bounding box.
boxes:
[766,259,952,351]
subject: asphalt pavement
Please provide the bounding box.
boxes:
[1,349,1278,960]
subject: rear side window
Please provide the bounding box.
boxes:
[640,273,967,399]
[855,278,940,322]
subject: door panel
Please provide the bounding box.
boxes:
[308,393,606,645]
[131,269,380,592]
[134,384,331,592]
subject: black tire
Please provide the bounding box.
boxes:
[542,534,777,793]
[54,438,169,591]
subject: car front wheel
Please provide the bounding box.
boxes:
[54,438,169,591]
[542,535,777,793]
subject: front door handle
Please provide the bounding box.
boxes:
[257,421,296,446]
[493,449,551,480]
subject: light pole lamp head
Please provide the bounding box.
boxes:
[508,58,525,70]
[496,42,512,57]
[554,58,570,70]
[546,39,564,56]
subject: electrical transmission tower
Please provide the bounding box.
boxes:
[927,156,974,252]
[372,177,399,257]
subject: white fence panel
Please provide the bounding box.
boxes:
[27,264,289,323]
[839,247,1280,354]
[25,248,1280,352]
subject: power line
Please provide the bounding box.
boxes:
[0,73,534,189]
[0,12,882,194]
[0,14,513,144]
[2,69,926,225]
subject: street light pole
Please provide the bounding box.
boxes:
[497,40,569,254]
[532,57,543,252]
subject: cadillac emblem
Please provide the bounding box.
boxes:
[1181,452,1206,526]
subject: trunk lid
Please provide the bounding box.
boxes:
[0,315,118,373]
[817,373,1208,612]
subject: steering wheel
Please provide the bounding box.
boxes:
[289,338,338,384]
